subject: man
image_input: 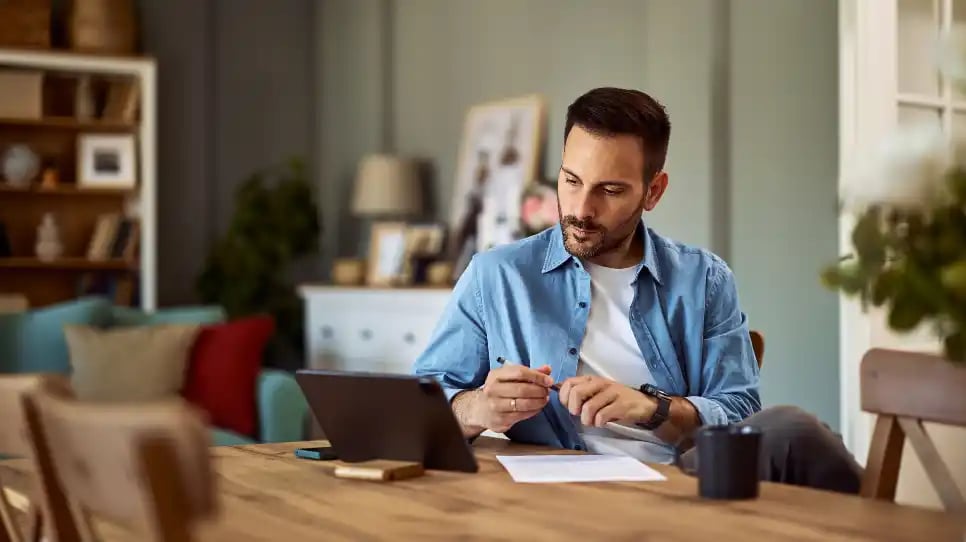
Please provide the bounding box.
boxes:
[413,87,861,493]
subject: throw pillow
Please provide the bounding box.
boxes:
[65,324,200,402]
[183,316,275,438]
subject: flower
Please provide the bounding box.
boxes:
[843,122,952,211]
[521,183,559,232]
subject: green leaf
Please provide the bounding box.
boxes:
[940,259,966,298]
[870,268,900,307]
[888,294,927,331]
[823,262,868,294]
[851,208,886,271]
[943,331,966,363]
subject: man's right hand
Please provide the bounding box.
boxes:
[456,364,554,435]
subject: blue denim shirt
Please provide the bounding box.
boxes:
[412,223,761,451]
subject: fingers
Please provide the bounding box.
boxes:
[593,402,624,427]
[558,375,592,408]
[490,395,548,413]
[487,382,550,399]
[580,389,618,426]
[563,379,609,417]
[493,365,554,387]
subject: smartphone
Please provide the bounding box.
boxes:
[294,446,338,461]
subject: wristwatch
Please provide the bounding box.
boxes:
[636,383,671,430]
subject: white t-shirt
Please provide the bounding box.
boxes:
[576,261,675,464]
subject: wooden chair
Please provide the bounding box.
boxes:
[750,330,765,369]
[0,374,72,542]
[859,348,966,513]
[23,389,217,542]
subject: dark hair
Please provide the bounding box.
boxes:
[564,87,671,180]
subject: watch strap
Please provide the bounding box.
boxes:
[636,383,671,430]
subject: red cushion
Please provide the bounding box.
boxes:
[183,316,275,438]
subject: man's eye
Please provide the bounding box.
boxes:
[565,177,579,185]
[604,188,623,196]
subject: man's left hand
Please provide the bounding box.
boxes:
[558,375,655,427]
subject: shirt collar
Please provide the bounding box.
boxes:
[541,221,664,285]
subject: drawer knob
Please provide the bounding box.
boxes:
[404,332,415,344]
[320,326,333,339]
[360,329,373,340]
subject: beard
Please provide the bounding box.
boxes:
[559,201,644,260]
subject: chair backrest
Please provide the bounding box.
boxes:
[0,374,71,542]
[749,330,764,369]
[24,390,216,542]
[859,348,966,514]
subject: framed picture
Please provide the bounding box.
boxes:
[399,223,446,285]
[405,223,446,257]
[449,94,546,261]
[77,134,137,189]
[367,222,409,286]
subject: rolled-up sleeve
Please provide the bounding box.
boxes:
[686,261,761,425]
[412,257,489,402]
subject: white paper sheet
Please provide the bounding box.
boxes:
[496,454,667,483]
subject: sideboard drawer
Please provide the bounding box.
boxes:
[301,286,451,375]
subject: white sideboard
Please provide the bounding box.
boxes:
[299,285,452,375]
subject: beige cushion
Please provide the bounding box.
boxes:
[0,294,28,314]
[65,324,200,402]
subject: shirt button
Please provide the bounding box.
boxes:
[578,302,587,308]
[568,347,577,355]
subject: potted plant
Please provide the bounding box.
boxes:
[197,157,321,368]
[822,39,966,363]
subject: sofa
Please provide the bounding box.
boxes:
[0,296,308,446]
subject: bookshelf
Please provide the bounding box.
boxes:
[0,48,156,309]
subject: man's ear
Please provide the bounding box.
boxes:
[643,171,668,211]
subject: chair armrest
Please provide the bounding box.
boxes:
[256,369,308,443]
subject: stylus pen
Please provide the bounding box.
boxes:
[495,356,562,391]
[496,357,636,436]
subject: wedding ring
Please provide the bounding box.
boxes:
[511,398,517,412]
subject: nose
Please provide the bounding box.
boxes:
[573,190,596,221]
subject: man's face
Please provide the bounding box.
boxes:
[556,125,667,260]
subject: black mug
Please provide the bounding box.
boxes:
[687,424,762,500]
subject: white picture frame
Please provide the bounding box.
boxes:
[448,95,546,258]
[367,222,409,286]
[77,134,137,189]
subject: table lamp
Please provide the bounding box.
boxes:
[351,154,422,218]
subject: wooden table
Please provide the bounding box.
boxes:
[1,439,962,541]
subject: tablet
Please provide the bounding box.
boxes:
[294,369,479,473]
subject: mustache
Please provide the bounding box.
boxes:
[561,216,605,232]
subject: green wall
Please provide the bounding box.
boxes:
[317,0,841,427]
[729,0,840,427]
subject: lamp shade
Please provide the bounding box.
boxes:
[351,154,423,216]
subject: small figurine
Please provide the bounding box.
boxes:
[40,167,60,190]
[35,213,63,261]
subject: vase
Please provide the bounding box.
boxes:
[35,213,63,261]
[2,144,39,187]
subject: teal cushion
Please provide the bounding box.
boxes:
[111,305,227,327]
[210,428,256,447]
[0,297,112,374]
